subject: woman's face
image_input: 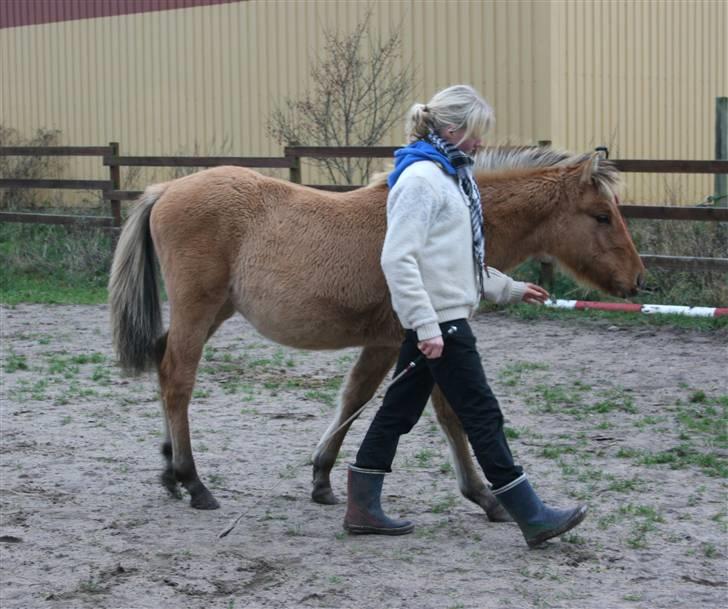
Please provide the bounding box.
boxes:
[439,126,483,155]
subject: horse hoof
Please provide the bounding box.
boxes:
[312,484,338,505]
[486,502,512,523]
[190,491,220,510]
[160,472,183,500]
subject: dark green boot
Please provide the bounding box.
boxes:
[343,466,415,535]
[493,475,587,547]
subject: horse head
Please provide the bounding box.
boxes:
[474,146,645,298]
[554,152,645,297]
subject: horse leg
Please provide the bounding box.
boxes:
[312,345,399,505]
[158,301,235,502]
[159,408,182,499]
[431,386,511,522]
[157,299,233,510]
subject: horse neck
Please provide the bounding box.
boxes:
[479,167,567,271]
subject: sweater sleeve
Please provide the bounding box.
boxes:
[481,267,527,305]
[381,176,442,340]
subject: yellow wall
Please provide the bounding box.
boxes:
[1,0,726,202]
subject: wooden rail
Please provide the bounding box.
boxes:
[1,144,726,274]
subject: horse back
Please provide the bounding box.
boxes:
[148,166,400,349]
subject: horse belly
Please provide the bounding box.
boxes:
[237,297,379,350]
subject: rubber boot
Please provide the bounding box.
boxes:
[493,475,587,547]
[343,465,415,535]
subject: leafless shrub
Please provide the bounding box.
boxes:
[267,11,413,184]
[0,126,64,209]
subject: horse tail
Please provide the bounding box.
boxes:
[109,184,167,375]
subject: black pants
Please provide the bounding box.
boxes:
[355,320,523,490]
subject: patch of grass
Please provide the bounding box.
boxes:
[528,383,584,413]
[413,448,434,467]
[3,350,28,373]
[303,389,336,408]
[504,426,520,439]
[620,503,665,549]
[561,532,587,545]
[500,361,549,386]
[638,446,727,478]
[439,460,453,475]
[586,387,638,414]
[1,222,112,305]
[605,475,643,493]
[702,542,719,558]
[689,390,708,403]
[676,394,728,448]
[541,444,576,460]
[91,365,111,385]
[431,494,457,514]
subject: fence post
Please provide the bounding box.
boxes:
[536,140,555,292]
[108,142,122,249]
[716,97,727,207]
[286,147,301,184]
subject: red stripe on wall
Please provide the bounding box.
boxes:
[0,0,243,29]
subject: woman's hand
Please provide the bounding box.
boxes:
[522,283,549,305]
[418,336,444,359]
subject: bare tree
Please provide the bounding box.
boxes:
[268,12,413,184]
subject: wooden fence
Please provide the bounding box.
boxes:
[1,144,727,274]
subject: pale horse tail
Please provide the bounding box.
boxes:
[108,184,167,375]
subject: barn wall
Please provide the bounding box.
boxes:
[1,0,725,202]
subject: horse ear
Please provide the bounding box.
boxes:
[580,152,601,185]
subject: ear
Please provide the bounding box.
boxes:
[580,152,601,185]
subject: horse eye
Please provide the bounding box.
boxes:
[595,214,611,224]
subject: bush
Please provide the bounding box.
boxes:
[0,126,64,209]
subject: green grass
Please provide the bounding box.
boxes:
[1,222,112,305]
[3,351,28,373]
[676,394,728,447]
[618,444,727,478]
[1,274,108,305]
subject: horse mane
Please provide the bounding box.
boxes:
[473,146,624,197]
[366,146,623,197]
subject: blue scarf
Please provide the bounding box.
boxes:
[388,132,488,295]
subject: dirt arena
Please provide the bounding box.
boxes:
[1,304,726,609]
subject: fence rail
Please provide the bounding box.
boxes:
[1,144,726,275]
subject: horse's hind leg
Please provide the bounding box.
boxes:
[158,299,233,509]
[158,301,235,502]
[431,386,511,522]
[312,345,399,504]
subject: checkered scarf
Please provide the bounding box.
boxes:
[425,131,488,294]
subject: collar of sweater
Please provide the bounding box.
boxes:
[387,140,456,188]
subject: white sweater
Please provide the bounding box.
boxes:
[381,160,527,341]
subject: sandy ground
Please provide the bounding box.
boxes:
[1,304,726,609]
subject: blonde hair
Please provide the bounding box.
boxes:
[404,84,494,145]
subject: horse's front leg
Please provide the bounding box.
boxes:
[431,386,511,522]
[312,345,399,504]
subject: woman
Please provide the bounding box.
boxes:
[343,85,587,547]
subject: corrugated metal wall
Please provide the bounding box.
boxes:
[550,0,728,203]
[1,0,726,202]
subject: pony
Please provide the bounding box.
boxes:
[109,147,644,522]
